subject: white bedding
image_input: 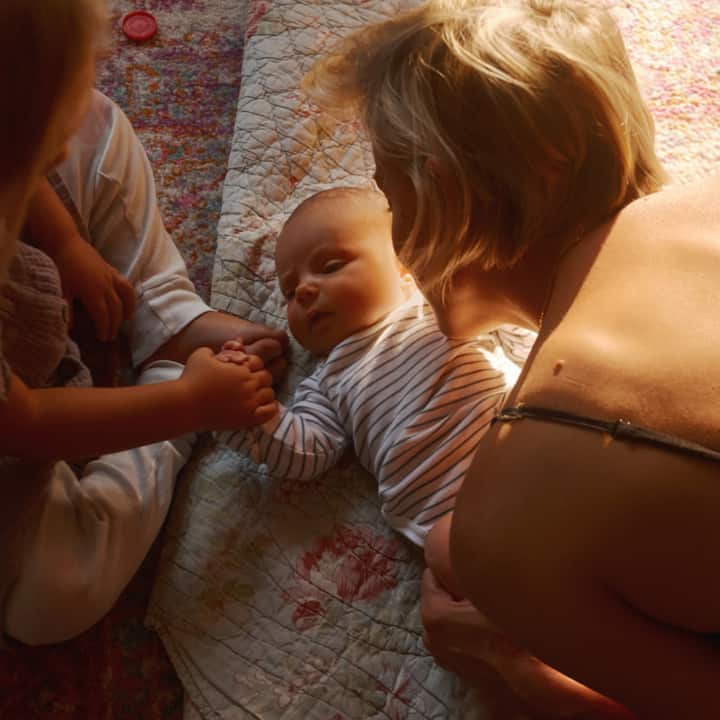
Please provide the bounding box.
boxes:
[147,0,720,717]
[147,1,527,717]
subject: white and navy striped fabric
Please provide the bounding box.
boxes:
[220,298,535,545]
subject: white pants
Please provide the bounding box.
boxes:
[3,92,209,645]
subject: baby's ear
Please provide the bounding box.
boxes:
[399,269,417,299]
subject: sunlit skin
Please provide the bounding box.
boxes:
[377,140,720,718]
[275,191,411,357]
[25,47,289,371]
[0,41,286,463]
[373,158,633,718]
[373,156,551,337]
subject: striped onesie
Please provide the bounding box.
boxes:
[220,297,535,545]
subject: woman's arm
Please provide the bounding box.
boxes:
[0,348,276,460]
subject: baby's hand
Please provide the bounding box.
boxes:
[221,337,245,353]
[53,236,135,341]
[181,347,278,429]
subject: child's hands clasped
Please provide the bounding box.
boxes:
[52,234,136,341]
[180,345,278,430]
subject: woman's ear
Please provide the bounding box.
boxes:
[425,156,440,174]
[424,155,447,180]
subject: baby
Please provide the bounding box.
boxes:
[218,186,535,553]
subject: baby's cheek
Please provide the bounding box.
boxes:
[286,308,304,342]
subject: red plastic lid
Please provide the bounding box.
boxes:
[122,10,158,42]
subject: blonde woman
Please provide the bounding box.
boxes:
[0,0,286,645]
[305,0,720,717]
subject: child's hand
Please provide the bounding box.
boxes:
[52,235,135,341]
[181,347,278,429]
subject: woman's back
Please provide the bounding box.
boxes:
[516,173,720,452]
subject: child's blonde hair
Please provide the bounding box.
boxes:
[304,0,667,297]
[0,0,107,242]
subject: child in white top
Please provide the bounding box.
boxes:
[0,0,286,645]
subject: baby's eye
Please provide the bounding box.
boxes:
[322,259,346,273]
[282,288,295,300]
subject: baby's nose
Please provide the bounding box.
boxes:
[295,283,317,306]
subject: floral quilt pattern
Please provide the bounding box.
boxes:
[147,1,720,719]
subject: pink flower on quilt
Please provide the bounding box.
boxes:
[246,1,269,40]
[300,525,401,602]
[290,597,325,630]
[286,525,402,630]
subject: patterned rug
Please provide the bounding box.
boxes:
[0,1,246,718]
[615,0,720,185]
[2,0,718,718]
[98,0,249,300]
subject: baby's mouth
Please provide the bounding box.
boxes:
[307,310,331,328]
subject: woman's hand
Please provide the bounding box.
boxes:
[421,568,514,677]
[421,568,634,719]
[180,346,278,430]
[52,234,135,341]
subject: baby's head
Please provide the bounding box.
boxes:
[276,187,414,356]
[304,0,667,300]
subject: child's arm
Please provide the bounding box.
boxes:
[217,348,347,481]
[25,178,135,341]
[0,348,277,460]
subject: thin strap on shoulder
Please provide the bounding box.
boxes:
[494,405,720,463]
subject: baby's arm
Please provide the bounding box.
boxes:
[492,325,537,367]
[0,348,276,460]
[25,178,135,341]
[217,348,346,481]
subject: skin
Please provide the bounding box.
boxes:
[380,152,720,718]
[23,55,288,372]
[221,185,628,716]
[0,44,286,461]
[274,191,411,357]
[26,177,136,342]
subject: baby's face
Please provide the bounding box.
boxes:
[276,193,409,356]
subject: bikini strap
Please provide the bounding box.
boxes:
[494,405,720,463]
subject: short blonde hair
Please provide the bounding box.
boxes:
[304,0,667,296]
[0,0,107,237]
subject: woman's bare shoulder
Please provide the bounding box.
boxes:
[508,172,720,441]
[619,174,720,228]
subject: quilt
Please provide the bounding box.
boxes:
[147,1,720,719]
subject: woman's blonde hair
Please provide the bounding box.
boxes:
[304,0,667,296]
[0,0,107,243]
